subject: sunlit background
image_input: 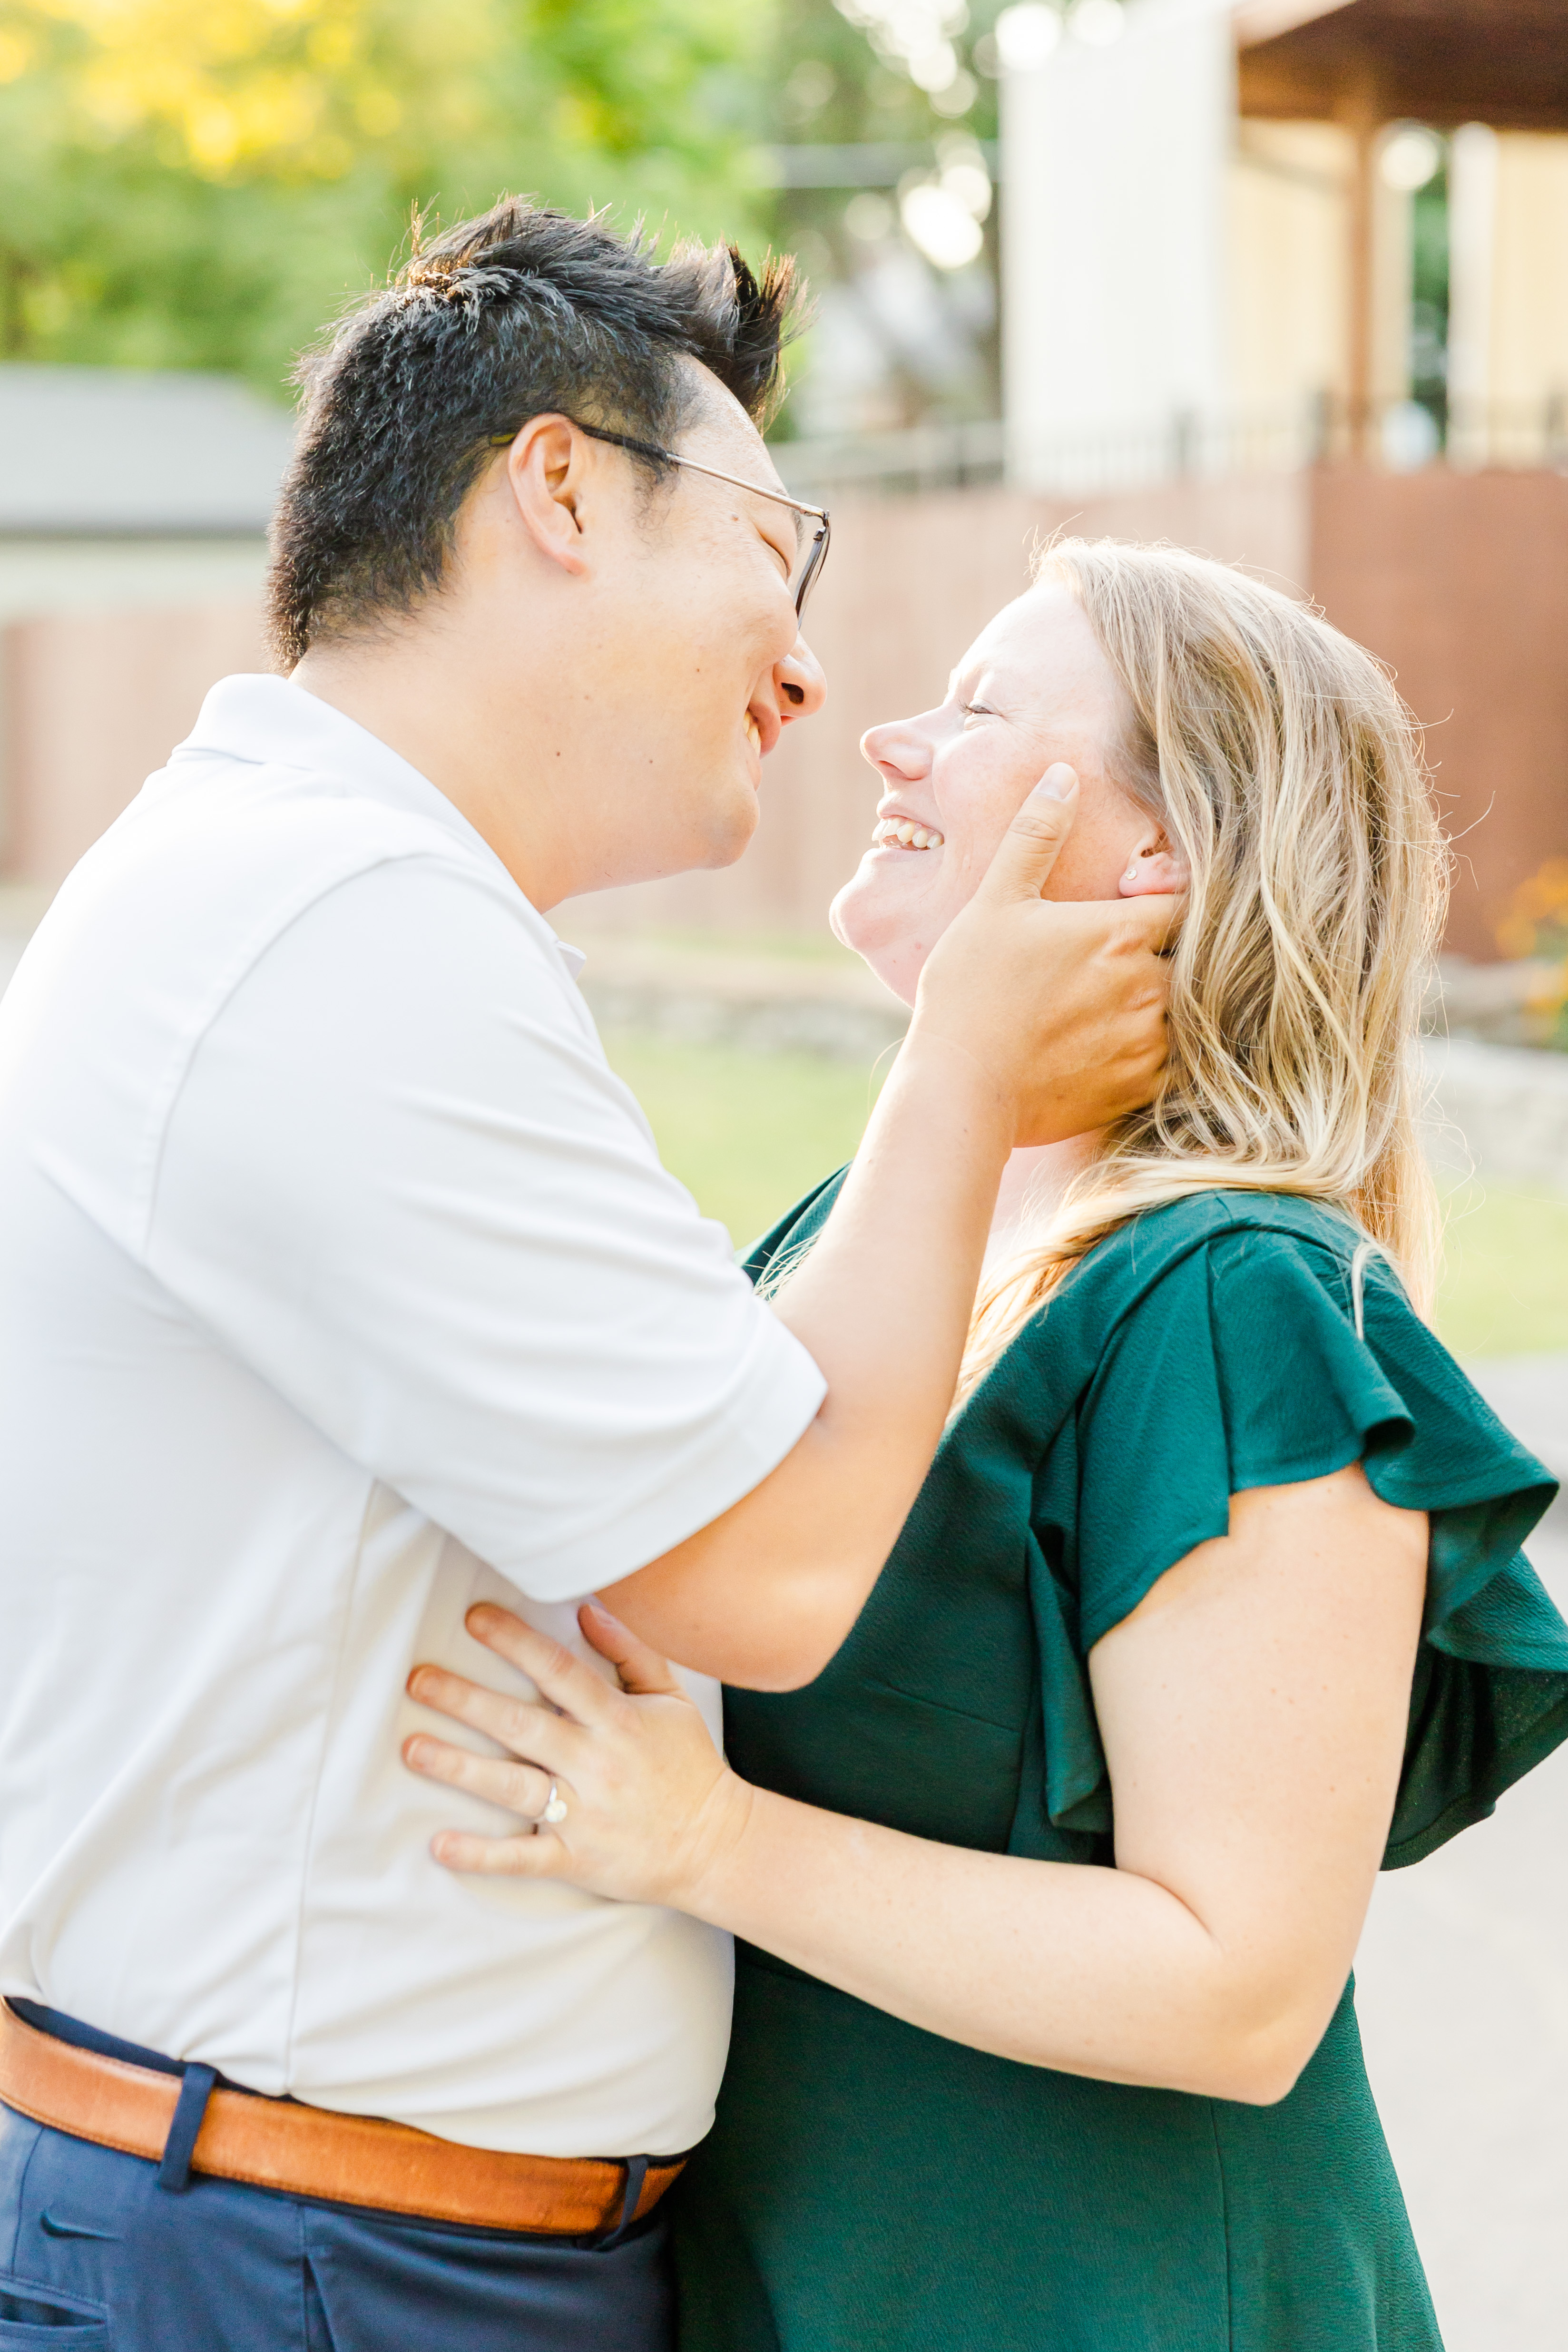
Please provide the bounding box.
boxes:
[0,3,1566,2344]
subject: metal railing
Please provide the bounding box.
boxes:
[772,420,1005,499]
[1441,397,1568,474]
[1009,406,1319,496]
[770,395,1568,500]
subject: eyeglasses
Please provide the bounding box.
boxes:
[489,419,831,620]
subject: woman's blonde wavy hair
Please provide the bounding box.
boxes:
[956,537,1447,1404]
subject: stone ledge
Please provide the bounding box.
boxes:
[572,935,911,1064]
[1429,955,1566,1049]
[574,936,1568,1200]
[1421,1035,1568,1199]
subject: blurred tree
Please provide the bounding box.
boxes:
[0,0,769,392]
[760,0,1010,436]
[1496,859,1568,1050]
[1410,153,1450,443]
[767,0,1000,153]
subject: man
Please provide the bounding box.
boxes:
[0,202,1169,2347]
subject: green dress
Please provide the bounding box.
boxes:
[672,1184,1568,2352]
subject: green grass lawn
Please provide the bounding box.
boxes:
[604,1030,1568,1359]
[1436,1179,1568,1358]
[604,1032,879,1250]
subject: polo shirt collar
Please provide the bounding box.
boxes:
[174,674,585,978]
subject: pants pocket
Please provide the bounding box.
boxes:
[0,2274,111,2345]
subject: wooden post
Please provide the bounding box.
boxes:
[1342,79,1382,460]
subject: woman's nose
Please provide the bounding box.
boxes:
[860,715,932,781]
[775,634,826,724]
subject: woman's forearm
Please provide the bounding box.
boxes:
[599,1029,1014,1691]
[406,1477,1421,2106]
[681,1784,1308,2105]
[670,1473,1422,2105]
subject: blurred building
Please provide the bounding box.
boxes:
[1002,0,1568,484]
[3,10,1567,972]
[614,0,1567,967]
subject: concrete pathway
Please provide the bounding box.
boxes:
[1354,1356,1568,2352]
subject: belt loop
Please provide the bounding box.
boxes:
[597,2154,649,2250]
[156,2063,217,2195]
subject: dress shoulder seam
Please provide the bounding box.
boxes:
[1085,1200,1359,1360]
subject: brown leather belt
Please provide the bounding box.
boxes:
[0,2003,686,2235]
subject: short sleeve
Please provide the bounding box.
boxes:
[146,857,826,1601]
[1047,1220,1568,1866]
[740,1166,849,1284]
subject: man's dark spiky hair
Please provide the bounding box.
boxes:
[265,197,800,666]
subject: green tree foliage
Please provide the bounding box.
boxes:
[766,0,1000,152]
[758,0,1009,432]
[0,0,770,393]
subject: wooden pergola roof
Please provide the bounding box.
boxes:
[1235,0,1568,130]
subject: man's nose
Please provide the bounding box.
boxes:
[775,633,826,723]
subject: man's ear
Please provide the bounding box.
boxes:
[1117,824,1189,899]
[501,415,593,579]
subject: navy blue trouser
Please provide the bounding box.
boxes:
[0,2012,674,2352]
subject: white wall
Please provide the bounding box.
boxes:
[0,539,270,625]
[1002,0,1236,488]
[1228,120,1352,419]
[1447,121,1499,466]
[1450,127,1568,468]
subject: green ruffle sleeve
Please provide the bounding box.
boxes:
[1035,1214,1567,1868]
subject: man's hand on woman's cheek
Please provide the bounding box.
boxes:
[909,767,1181,1146]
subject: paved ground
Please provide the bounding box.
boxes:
[1354,1356,1568,2352]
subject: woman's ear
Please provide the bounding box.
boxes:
[1117,824,1188,899]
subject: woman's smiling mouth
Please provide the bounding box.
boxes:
[872,817,945,852]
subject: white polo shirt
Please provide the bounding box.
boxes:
[0,675,826,2157]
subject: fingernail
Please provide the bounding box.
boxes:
[1034,764,1078,801]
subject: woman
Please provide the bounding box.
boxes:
[402,541,1568,2351]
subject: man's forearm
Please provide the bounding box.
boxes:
[601,785,1173,1686]
[602,1026,1012,1687]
